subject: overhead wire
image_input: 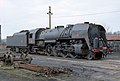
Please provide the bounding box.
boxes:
[53,10,120,18]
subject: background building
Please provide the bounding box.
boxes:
[106,34,120,52]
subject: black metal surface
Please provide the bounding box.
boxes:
[6,22,108,60]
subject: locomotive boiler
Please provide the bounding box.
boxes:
[7,22,108,59]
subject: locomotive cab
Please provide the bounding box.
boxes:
[28,28,45,53]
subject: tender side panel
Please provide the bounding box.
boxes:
[7,34,28,47]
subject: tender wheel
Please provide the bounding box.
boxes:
[45,44,53,56]
[87,52,95,60]
[26,57,32,64]
[20,53,27,59]
[4,54,13,65]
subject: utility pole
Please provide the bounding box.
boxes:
[47,6,53,29]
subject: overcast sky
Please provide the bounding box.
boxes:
[0,0,120,39]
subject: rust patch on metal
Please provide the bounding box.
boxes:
[16,63,72,75]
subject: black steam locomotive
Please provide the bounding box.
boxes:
[7,22,108,59]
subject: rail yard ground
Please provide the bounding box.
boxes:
[0,50,120,81]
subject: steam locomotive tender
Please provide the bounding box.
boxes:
[7,22,108,60]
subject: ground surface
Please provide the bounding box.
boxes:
[0,51,120,81]
[31,52,120,81]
